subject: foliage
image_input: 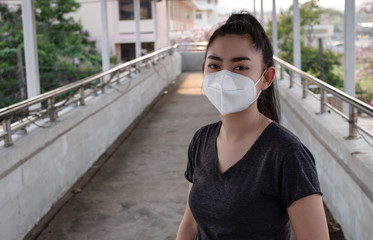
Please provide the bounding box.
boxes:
[0,0,102,109]
[266,0,344,89]
[0,4,24,107]
[320,8,343,36]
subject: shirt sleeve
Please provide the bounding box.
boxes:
[280,143,322,208]
[184,129,201,183]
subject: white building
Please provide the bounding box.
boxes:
[304,24,334,49]
[0,0,197,62]
[70,0,196,62]
[194,0,218,29]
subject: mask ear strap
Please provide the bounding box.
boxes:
[253,69,267,102]
[253,89,262,103]
[254,69,267,87]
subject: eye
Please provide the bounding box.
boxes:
[233,66,248,71]
[208,64,220,70]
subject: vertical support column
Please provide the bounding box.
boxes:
[253,0,256,18]
[166,0,171,46]
[293,0,301,80]
[260,0,264,27]
[152,0,159,50]
[272,0,278,57]
[100,0,110,81]
[344,0,356,115]
[318,38,325,81]
[134,0,141,58]
[22,0,40,111]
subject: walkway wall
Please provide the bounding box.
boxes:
[277,75,373,240]
[0,53,182,240]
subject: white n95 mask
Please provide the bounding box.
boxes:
[203,69,266,115]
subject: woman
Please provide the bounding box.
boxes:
[176,12,329,240]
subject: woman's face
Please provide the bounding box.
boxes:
[203,34,265,84]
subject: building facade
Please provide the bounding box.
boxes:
[71,0,196,63]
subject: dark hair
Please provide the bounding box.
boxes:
[205,11,281,123]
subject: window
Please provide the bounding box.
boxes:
[119,0,152,21]
[121,43,135,62]
[141,42,154,55]
[196,12,202,20]
[121,42,154,61]
[119,0,134,20]
[140,0,152,19]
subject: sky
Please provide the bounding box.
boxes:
[216,0,367,15]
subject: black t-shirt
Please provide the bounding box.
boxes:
[185,121,322,240]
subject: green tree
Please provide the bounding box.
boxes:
[0,0,102,109]
[266,0,344,89]
[0,4,24,108]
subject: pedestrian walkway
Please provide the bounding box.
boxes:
[36,73,219,240]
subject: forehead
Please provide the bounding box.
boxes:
[207,34,262,60]
[207,34,263,65]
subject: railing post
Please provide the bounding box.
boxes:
[280,64,284,80]
[289,71,294,88]
[347,105,358,139]
[48,97,57,121]
[115,71,120,84]
[2,119,14,147]
[79,86,85,106]
[302,78,308,99]
[347,105,357,139]
[320,88,327,113]
[100,77,105,93]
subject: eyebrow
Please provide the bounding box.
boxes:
[207,55,251,62]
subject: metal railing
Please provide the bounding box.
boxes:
[1,42,372,147]
[0,45,176,148]
[275,56,373,140]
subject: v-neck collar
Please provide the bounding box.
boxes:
[213,121,275,175]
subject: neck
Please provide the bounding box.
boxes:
[219,104,269,141]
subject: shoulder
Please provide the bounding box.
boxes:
[266,122,304,149]
[268,122,316,165]
[191,121,221,143]
[263,122,315,162]
[188,121,221,156]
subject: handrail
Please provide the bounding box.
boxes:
[274,56,373,139]
[0,46,175,119]
[0,45,177,147]
[274,56,373,118]
[1,42,372,147]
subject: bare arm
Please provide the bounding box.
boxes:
[288,194,329,240]
[176,183,197,240]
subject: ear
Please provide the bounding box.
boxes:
[261,67,276,90]
[201,62,205,74]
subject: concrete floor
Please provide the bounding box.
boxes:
[36,73,219,240]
